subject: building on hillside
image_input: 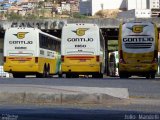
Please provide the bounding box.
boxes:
[1,3,11,9]
[148,0,159,9]
[44,2,53,9]
[67,0,79,13]
[79,0,127,16]
[127,0,147,10]
[149,0,160,17]
[7,6,22,13]
[127,0,160,17]
[61,2,70,14]
[127,0,160,10]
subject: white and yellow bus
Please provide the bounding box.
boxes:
[3,27,61,78]
[118,22,158,79]
[61,23,105,78]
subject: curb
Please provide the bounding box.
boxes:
[0,84,129,105]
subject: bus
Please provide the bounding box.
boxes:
[61,23,105,78]
[108,51,119,77]
[3,27,61,78]
[118,21,158,79]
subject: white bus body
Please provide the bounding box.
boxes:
[3,27,61,78]
[61,23,105,78]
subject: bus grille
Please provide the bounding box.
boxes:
[125,43,152,49]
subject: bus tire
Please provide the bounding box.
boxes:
[36,73,42,78]
[71,74,79,78]
[92,73,103,78]
[13,73,25,78]
[146,74,150,79]
[98,73,103,78]
[119,72,128,79]
[66,73,71,78]
[36,66,47,78]
[151,73,155,79]
[45,65,50,78]
[58,73,62,78]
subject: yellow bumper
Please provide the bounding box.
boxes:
[119,63,158,73]
[3,64,38,72]
[61,63,100,73]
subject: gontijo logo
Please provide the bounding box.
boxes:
[72,28,89,36]
[13,32,28,39]
[127,25,148,33]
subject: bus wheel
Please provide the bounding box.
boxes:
[146,74,150,79]
[36,67,47,78]
[36,73,42,78]
[119,73,128,79]
[58,73,62,78]
[98,73,103,78]
[72,74,79,78]
[66,73,71,78]
[151,73,155,79]
[13,73,25,78]
[45,66,50,78]
[92,73,103,78]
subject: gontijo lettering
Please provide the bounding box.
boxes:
[9,41,33,44]
[67,38,93,42]
[123,37,154,42]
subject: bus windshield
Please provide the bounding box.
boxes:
[122,22,155,53]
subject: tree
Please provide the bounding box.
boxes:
[72,12,87,19]
[7,12,23,20]
[25,14,38,20]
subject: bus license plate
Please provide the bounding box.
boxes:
[80,59,86,62]
[19,61,25,63]
[135,66,141,69]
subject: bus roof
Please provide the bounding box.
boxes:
[5,27,61,42]
[63,23,99,27]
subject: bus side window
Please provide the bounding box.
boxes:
[50,40,54,50]
[44,36,48,49]
[53,40,55,50]
[47,37,51,50]
[39,34,42,48]
[41,35,46,49]
[57,42,61,52]
[55,41,57,51]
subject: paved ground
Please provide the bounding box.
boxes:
[0,77,159,120]
[0,104,159,120]
[0,77,160,99]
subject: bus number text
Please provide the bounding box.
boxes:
[75,45,86,48]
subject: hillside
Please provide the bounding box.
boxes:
[95,9,122,18]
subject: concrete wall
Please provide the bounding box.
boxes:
[1,18,160,30]
[117,9,151,18]
[135,9,151,18]
[117,9,136,19]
